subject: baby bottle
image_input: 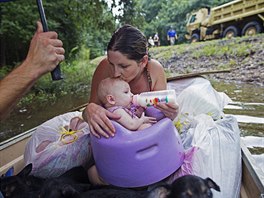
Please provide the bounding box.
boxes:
[132,90,176,107]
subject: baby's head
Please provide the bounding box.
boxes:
[98,77,133,108]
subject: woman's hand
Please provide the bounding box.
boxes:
[82,103,121,138]
[155,102,179,120]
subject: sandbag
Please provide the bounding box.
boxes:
[167,77,241,197]
[24,111,91,178]
[182,115,241,198]
[167,115,241,197]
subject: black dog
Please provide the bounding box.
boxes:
[40,173,220,198]
[2,165,220,198]
[148,175,220,198]
[80,175,220,198]
[1,164,91,198]
[0,164,44,198]
[39,166,91,198]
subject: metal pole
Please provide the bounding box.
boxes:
[36,0,63,81]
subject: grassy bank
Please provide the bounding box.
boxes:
[149,34,264,86]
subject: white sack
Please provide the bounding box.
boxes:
[24,111,91,178]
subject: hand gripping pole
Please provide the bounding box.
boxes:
[36,0,63,80]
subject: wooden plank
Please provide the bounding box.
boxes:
[69,103,88,112]
[226,114,264,124]
[240,141,264,197]
[0,136,30,169]
[0,155,25,175]
[240,183,249,198]
[167,69,232,82]
[0,128,36,175]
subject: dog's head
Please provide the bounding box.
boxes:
[148,175,220,198]
[0,164,44,197]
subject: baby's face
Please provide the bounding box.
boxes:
[113,81,133,108]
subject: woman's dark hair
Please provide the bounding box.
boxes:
[107,24,148,62]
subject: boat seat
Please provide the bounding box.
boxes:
[91,116,184,187]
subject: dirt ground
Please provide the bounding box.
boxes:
[157,35,264,86]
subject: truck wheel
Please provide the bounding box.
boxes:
[191,33,200,43]
[223,26,239,39]
[242,21,263,36]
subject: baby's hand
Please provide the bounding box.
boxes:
[140,112,157,124]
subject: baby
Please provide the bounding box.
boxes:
[97,77,156,130]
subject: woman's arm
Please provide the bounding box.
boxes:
[82,58,120,138]
[148,59,179,120]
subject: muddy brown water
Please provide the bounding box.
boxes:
[0,79,263,143]
[210,79,264,137]
[0,92,89,142]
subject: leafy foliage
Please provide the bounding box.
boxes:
[0,0,116,67]
[0,0,236,72]
[140,0,233,45]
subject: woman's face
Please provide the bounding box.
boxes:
[107,50,145,82]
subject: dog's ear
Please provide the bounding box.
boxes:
[17,164,32,177]
[205,178,220,192]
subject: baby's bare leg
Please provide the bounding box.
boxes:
[87,165,108,185]
[138,123,152,130]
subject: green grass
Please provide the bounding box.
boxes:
[191,40,254,58]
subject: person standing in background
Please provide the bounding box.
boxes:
[148,36,155,47]
[153,32,160,47]
[167,26,178,45]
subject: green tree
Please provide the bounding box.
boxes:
[0,1,38,67]
[139,0,234,45]
[0,0,116,68]
[113,0,145,28]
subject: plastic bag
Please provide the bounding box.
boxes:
[177,78,231,118]
[170,77,232,133]
[181,114,241,198]
[166,146,198,184]
[24,111,91,178]
[167,77,241,197]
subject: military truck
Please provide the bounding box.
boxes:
[185,0,264,42]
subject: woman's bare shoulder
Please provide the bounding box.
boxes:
[94,57,112,76]
[91,57,112,89]
[148,59,166,90]
[97,57,109,69]
[148,59,165,74]
[148,59,164,71]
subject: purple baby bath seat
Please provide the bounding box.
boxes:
[91,117,184,187]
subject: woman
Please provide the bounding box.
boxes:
[83,24,178,138]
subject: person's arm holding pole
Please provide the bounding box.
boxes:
[36,0,63,80]
[0,21,65,120]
